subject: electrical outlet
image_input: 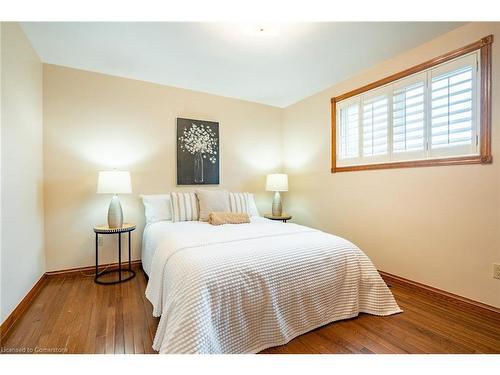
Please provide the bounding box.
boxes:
[494,263,500,280]
[98,236,103,247]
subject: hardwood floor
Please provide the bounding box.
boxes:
[1,268,158,354]
[1,268,499,354]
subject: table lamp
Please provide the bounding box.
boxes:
[266,174,288,216]
[97,170,132,228]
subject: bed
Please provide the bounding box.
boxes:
[143,217,401,354]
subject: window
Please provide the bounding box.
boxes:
[331,36,492,173]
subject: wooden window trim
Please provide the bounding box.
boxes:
[331,35,493,173]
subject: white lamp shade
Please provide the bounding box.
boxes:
[97,171,132,194]
[266,174,288,192]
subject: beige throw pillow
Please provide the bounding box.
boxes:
[208,212,250,225]
[196,189,230,221]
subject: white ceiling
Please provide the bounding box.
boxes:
[21,22,463,107]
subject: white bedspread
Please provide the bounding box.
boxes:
[141,222,172,277]
[145,218,401,354]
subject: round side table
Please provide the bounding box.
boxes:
[93,223,136,285]
[264,214,292,223]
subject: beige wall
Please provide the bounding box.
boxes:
[43,64,283,271]
[1,23,45,322]
[282,22,500,308]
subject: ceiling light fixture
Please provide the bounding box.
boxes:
[241,23,281,37]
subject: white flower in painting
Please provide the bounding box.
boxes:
[179,123,218,163]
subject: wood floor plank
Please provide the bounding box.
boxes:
[122,280,135,354]
[2,268,499,354]
[129,271,146,354]
[52,275,82,353]
[326,320,395,354]
[135,271,158,354]
[105,282,116,354]
[340,319,406,354]
[393,289,500,350]
[94,278,108,354]
[395,289,500,343]
[2,276,58,350]
[67,275,93,354]
[113,284,125,354]
[1,280,46,351]
[34,276,73,352]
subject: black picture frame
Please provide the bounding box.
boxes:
[177,118,220,185]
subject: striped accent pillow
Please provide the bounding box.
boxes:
[229,192,250,214]
[170,192,199,222]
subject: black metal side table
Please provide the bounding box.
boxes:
[264,214,292,223]
[93,223,136,285]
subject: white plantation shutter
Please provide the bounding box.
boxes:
[335,51,480,168]
[430,54,478,157]
[392,74,426,160]
[362,94,388,158]
[337,98,361,165]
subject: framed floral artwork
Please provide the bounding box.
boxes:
[176,118,220,185]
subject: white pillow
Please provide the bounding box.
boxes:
[196,189,230,221]
[141,194,172,224]
[229,192,249,214]
[247,193,260,217]
[229,192,260,216]
[170,192,199,222]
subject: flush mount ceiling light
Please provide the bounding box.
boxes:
[241,23,281,37]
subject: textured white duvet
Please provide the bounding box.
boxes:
[145,217,401,354]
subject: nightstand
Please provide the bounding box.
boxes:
[264,214,292,223]
[93,223,136,285]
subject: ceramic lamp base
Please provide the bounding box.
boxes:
[272,191,282,216]
[107,195,123,228]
